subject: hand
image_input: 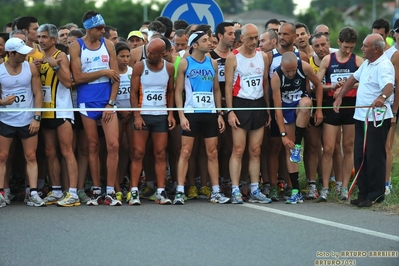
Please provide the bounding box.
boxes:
[314,109,324,126]
[372,96,385,108]
[218,115,225,133]
[180,116,190,131]
[102,105,115,123]
[133,115,145,130]
[1,95,16,105]
[233,23,242,30]
[119,111,132,124]
[29,120,40,134]
[33,58,43,70]
[228,111,240,129]
[168,115,176,130]
[333,87,342,98]
[104,69,120,82]
[333,97,342,113]
[282,136,295,150]
[43,56,62,68]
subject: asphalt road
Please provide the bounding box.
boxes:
[0,200,398,266]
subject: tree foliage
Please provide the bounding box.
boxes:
[214,0,245,15]
[246,0,296,17]
[0,0,166,39]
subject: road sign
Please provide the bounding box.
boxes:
[161,0,224,31]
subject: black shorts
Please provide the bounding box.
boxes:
[233,97,268,131]
[72,112,84,130]
[324,96,355,126]
[133,115,169,133]
[182,113,219,138]
[41,118,72,130]
[0,121,37,139]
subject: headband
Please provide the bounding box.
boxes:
[83,14,105,29]
[188,31,207,47]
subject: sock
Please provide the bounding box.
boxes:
[336,181,342,187]
[52,186,63,197]
[250,183,258,194]
[25,187,30,194]
[212,185,220,193]
[69,188,77,195]
[294,126,306,145]
[289,172,300,190]
[92,186,101,194]
[106,186,114,195]
[146,181,155,189]
[177,185,184,193]
[30,188,38,196]
[4,188,10,194]
[231,185,239,193]
[157,188,164,194]
[131,187,139,193]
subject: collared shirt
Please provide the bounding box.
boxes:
[353,54,394,121]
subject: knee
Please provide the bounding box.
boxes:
[207,148,218,161]
[25,151,37,163]
[154,149,166,161]
[132,148,145,160]
[44,146,57,158]
[0,152,8,164]
[180,147,191,161]
[249,145,261,158]
[232,145,245,158]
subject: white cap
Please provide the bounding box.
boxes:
[5,38,33,55]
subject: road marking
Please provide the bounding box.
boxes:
[242,204,399,242]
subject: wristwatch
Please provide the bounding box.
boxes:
[34,115,41,121]
[52,65,60,72]
[281,131,287,137]
[380,94,387,100]
[108,99,116,106]
[218,111,224,116]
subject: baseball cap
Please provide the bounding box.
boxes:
[5,37,33,54]
[127,30,144,40]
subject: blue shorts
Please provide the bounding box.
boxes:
[79,101,108,120]
[282,101,299,124]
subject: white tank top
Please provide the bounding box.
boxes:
[0,61,35,126]
[140,60,169,115]
[116,66,132,108]
[232,50,264,100]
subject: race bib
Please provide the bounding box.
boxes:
[116,86,130,101]
[218,65,225,82]
[6,90,28,108]
[192,91,214,109]
[281,89,302,104]
[143,89,165,107]
[42,86,51,103]
[241,75,263,94]
[330,73,351,85]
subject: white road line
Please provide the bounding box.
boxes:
[242,204,399,242]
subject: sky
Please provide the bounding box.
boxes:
[293,0,311,15]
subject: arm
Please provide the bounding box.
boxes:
[316,55,338,92]
[333,75,358,113]
[175,58,190,131]
[304,62,323,126]
[30,63,43,134]
[224,52,240,129]
[130,62,145,130]
[105,39,120,104]
[299,51,309,63]
[261,52,271,126]
[69,40,119,84]
[212,59,225,133]
[271,73,294,149]
[166,62,176,130]
[46,52,72,88]
[128,45,143,67]
[390,52,399,117]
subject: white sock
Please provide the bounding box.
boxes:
[232,185,239,193]
[106,186,114,195]
[250,183,258,194]
[131,187,139,192]
[177,185,184,193]
[4,188,10,194]
[69,188,77,196]
[212,185,220,193]
[157,188,164,194]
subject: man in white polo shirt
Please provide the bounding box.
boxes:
[333,34,394,207]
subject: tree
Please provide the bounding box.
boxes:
[214,0,245,15]
[310,0,363,13]
[246,0,296,17]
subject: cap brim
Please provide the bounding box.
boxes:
[18,46,34,55]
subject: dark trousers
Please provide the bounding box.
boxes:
[354,119,390,201]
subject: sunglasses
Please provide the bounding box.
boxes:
[94,25,105,30]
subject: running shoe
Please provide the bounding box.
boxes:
[128,190,141,206]
[173,191,185,205]
[86,190,103,206]
[140,186,155,199]
[104,193,122,206]
[290,144,302,163]
[43,191,64,205]
[285,189,304,204]
[155,190,172,205]
[261,183,271,197]
[306,184,319,200]
[283,187,292,200]
[115,192,123,202]
[77,189,90,203]
[269,187,279,202]
[149,192,157,201]
[340,187,348,201]
[187,186,199,200]
[210,191,230,204]
[0,192,6,207]
[317,188,328,203]
[57,192,81,207]
[27,193,46,207]
[199,186,211,199]
[231,189,243,204]
[249,189,272,204]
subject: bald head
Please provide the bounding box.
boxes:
[147,38,166,53]
[314,24,329,34]
[281,51,297,65]
[241,23,258,37]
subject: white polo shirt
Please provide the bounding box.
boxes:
[353,54,394,121]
